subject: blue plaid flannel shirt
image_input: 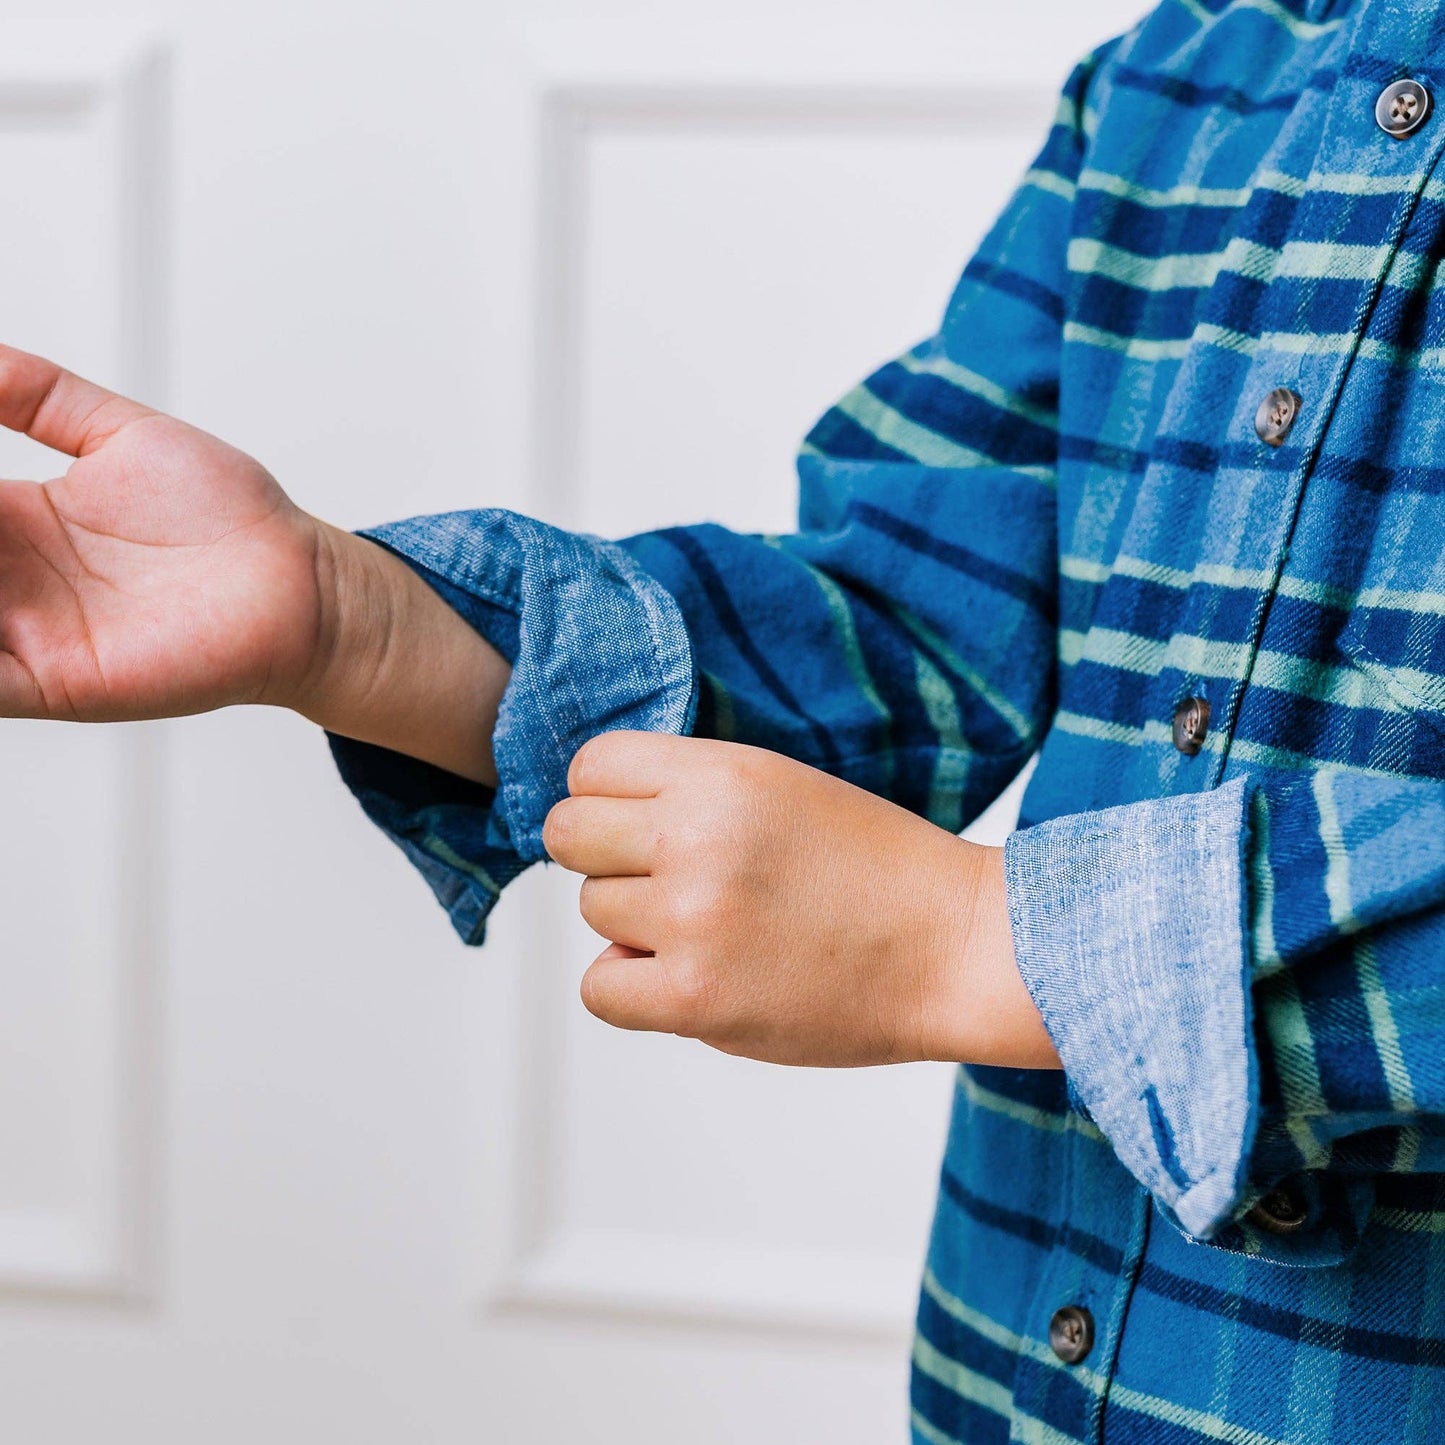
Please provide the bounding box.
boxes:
[329,1,1445,1438]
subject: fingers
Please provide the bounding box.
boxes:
[581,946,712,1037]
[0,344,155,458]
[566,729,727,798]
[544,795,658,875]
[578,875,655,951]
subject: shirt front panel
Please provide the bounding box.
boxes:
[1030,0,1445,827]
[923,3,1445,1442]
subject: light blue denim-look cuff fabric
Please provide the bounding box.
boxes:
[327,509,696,942]
[1003,777,1257,1240]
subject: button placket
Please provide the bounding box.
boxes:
[1196,22,1445,794]
[1010,1141,1151,1439]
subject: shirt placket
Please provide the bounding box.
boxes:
[1006,1133,1151,1445]
[1148,0,1445,798]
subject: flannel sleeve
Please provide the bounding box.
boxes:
[329,51,1111,941]
[1005,768,1445,1259]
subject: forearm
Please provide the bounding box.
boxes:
[293,524,509,787]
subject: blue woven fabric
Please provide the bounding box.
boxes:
[329,1,1445,1437]
[330,510,694,941]
[1004,778,1257,1241]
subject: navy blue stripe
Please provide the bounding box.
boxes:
[915,1288,1095,1442]
[847,501,1058,621]
[692,672,722,740]
[1296,937,1400,1118]
[962,257,1067,326]
[945,1163,1445,1366]
[1059,425,1445,504]
[1072,270,1212,344]
[1063,670,1445,768]
[804,407,918,464]
[1239,676,1445,780]
[865,362,1059,469]
[843,594,944,813]
[911,1364,1012,1445]
[1072,185,1442,268]
[1082,577,1261,649]
[1033,126,1087,188]
[902,614,1045,760]
[1008,1353,1096,1440]
[1072,192,1245,260]
[653,529,843,770]
[1134,1260,1445,1367]
[1073,267,1384,349]
[1101,1396,1225,1445]
[1373,1174,1445,1211]
[915,1286,1018,1391]
[1108,63,1330,117]
[938,1169,1125,1275]
[1313,450,1445,499]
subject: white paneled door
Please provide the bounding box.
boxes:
[0,3,1142,1441]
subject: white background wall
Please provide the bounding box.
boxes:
[0,2,1144,1440]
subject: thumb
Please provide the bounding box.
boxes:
[580,945,706,1037]
[0,345,156,459]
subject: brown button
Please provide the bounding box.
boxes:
[1255,387,1302,446]
[1377,79,1432,139]
[1248,1182,1310,1235]
[1172,696,1211,756]
[1049,1305,1095,1365]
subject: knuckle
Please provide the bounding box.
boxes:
[649,811,698,866]
[649,824,680,869]
[579,965,610,1021]
[704,748,768,818]
[669,879,728,937]
[566,740,597,795]
[663,956,716,1035]
[569,731,621,793]
[710,749,750,792]
[542,799,578,860]
[576,876,603,926]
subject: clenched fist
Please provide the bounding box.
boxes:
[544,731,1058,1070]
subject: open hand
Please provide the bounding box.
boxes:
[0,345,342,721]
[0,344,506,784]
[544,731,1058,1069]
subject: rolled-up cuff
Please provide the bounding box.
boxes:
[1003,778,1257,1239]
[328,509,697,943]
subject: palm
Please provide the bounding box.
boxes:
[0,347,323,721]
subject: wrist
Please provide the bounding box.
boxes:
[283,520,393,726]
[286,523,507,787]
[916,838,1060,1070]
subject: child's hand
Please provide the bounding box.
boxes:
[0,345,507,783]
[543,732,1059,1069]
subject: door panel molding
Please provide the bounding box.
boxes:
[0,34,168,1303]
[494,77,1047,1338]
